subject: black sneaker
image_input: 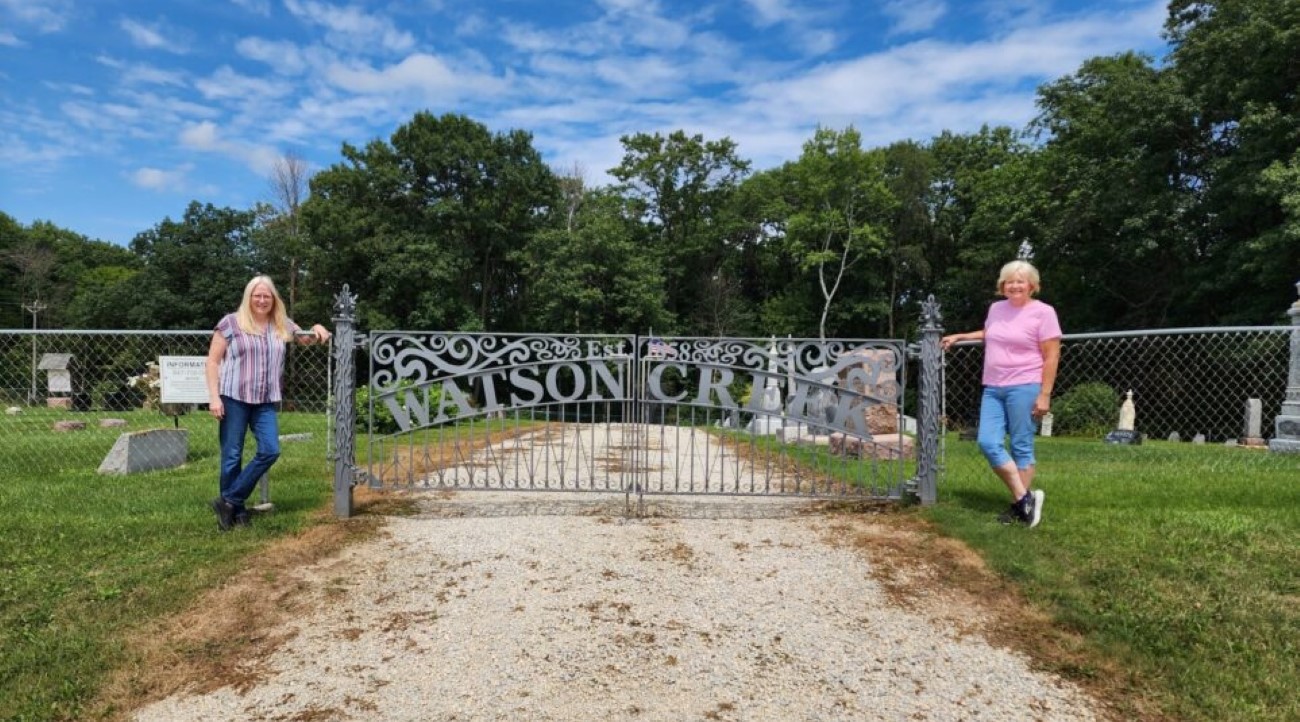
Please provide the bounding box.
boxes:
[997,504,1019,525]
[1023,489,1044,528]
[233,508,251,527]
[210,497,236,531]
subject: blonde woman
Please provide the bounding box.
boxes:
[205,275,330,530]
[941,260,1061,527]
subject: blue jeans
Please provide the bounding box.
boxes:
[977,384,1040,470]
[218,395,280,509]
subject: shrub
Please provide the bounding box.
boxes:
[355,380,440,434]
[1053,381,1117,437]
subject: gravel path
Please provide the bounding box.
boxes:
[133,493,1106,722]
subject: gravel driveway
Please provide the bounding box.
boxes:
[131,492,1107,722]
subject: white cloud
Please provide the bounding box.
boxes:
[178,121,281,176]
[283,0,415,53]
[0,0,73,33]
[326,53,503,99]
[0,30,23,46]
[195,66,292,101]
[743,0,797,27]
[120,18,188,54]
[180,121,220,150]
[883,0,947,36]
[130,165,191,191]
[235,37,309,75]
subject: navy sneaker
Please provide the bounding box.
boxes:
[210,497,236,531]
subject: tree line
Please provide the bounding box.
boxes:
[2,0,1296,339]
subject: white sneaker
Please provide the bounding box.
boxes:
[1025,489,1044,528]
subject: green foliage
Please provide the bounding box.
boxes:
[1051,381,1116,437]
[356,380,438,434]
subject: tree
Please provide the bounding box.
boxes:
[262,153,312,319]
[126,202,260,329]
[609,130,752,332]
[760,127,895,340]
[1030,52,1205,329]
[520,189,669,334]
[303,112,559,330]
[1165,0,1300,321]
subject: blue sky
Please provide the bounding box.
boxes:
[1,0,1171,247]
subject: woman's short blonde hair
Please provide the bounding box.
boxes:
[996,260,1041,295]
[236,275,293,341]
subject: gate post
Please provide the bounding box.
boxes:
[915,295,944,505]
[331,286,359,518]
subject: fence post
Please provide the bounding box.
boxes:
[331,286,359,518]
[915,295,944,505]
[1269,281,1300,453]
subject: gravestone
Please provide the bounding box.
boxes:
[38,353,75,408]
[1269,281,1300,453]
[1241,398,1266,448]
[1104,390,1141,445]
[97,429,189,475]
[1193,433,1206,445]
[1167,431,1181,443]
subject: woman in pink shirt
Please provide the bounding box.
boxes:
[942,260,1061,527]
[204,275,331,531]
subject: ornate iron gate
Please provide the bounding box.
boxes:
[327,288,945,517]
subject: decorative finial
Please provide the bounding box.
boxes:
[920,295,943,331]
[333,285,358,319]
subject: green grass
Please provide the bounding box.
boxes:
[0,410,334,722]
[2,419,1297,721]
[930,435,1300,722]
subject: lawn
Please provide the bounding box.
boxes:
[1,419,1296,721]
[930,435,1299,722]
[0,410,335,722]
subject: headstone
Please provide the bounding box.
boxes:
[746,339,785,436]
[5,406,20,415]
[97,428,189,475]
[1193,433,1206,445]
[1118,390,1136,431]
[1039,412,1053,437]
[99,418,128,428]
[38,353,75,407]
[279,432,313,442]
[1269,281,1300,454]
[52,420,86,432]
[1167,431,1181,443]
[1241,398,1267,447]
[1105,390,1140,445]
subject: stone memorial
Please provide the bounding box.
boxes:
[1241,398,1266,448]
[38,353,75,409]
[1193,433,1206,445]
[1269,281,1300,454]
[98,428,189,475]
[1104,389,1141,445]
[1167,431,1180,443]
[746,340,786,436]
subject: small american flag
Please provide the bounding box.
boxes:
[646,337,677,359]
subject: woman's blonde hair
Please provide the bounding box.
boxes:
[996,260,1041,295]
[236,275,292,341]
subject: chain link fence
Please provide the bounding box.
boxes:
[942,326,1294,484]
[0,330,332,477]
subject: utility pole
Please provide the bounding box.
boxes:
[23,299,46,405]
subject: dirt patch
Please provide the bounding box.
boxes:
[820,506,1171,722]
[89,487,413,721]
